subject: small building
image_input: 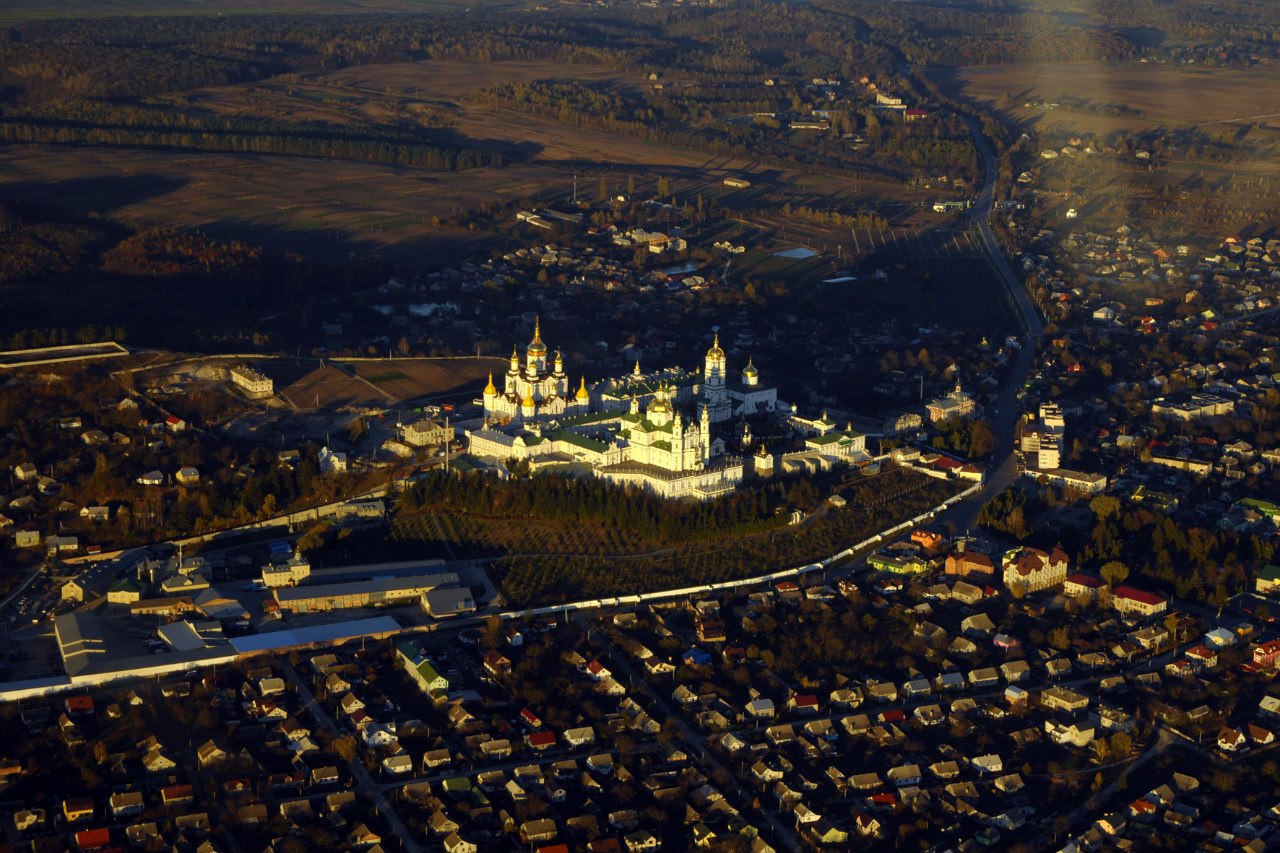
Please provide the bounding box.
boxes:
[396,642,449,694]
[1063,573,1105,601]
[1112,586,1168,618]
[403,419,453,448]
[422,587,477,618]
[945,551,994,579]
[229,364,274,398]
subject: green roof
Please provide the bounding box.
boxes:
[396,641,447,687]
[441,776,471,794]
[547,430,609,453]
[620,413,675,434]
[554,409,621,428]
[1260,565,1280,583]
[1239,498,1280,518]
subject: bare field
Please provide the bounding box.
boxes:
[277,364,383,410]
[349,357,504,403]
[270,356,502,409]
[934,62,1280,135]
[0,144,560,264]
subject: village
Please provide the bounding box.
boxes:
[7,515,1280,850]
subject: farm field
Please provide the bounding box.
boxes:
[932,61,1280,136]
[0,0,481,20]
[0,57,926,270]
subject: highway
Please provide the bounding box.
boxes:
[929,120,1047,532]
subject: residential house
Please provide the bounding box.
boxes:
[1253,640,1280,669]
[1041,686,1090,713]
[1218,727,1247,752]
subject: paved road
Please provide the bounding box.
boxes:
[930,121,1047,532]
[283,661,422,853]
[1032,727,1174,847]
[580,615,803,853]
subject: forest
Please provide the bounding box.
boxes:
[0,203,391,350]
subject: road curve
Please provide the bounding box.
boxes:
[939,119,1047,531]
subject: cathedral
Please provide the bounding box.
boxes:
[469,320,789,499]
[481,317,591,424]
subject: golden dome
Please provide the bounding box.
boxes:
[522,389,535,408]
[576,377,590,401]
[484,372,497,395]
[527,316,547,356]
[742,357,758,377]
[648,396,673,415]
[647,384,673,415]
[706,331,725,360]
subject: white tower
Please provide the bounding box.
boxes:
[703,332,731,423]
[699,403,711,460]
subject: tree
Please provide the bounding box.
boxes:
[969,420,997,458]
[1090,495,1121,522]
[484,614,503,648]
[332,735,357,763]
[1100,561,1130,588]
[1209,584,1230,615]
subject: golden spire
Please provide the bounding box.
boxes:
[527,315,547,356]
[707,331,725,359]
[576,376,589,400]
[634,359,641,376]
[484,372,497,395]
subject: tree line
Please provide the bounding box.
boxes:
[0,111,504,171]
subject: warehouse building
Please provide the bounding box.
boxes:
[273,572,460,614]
